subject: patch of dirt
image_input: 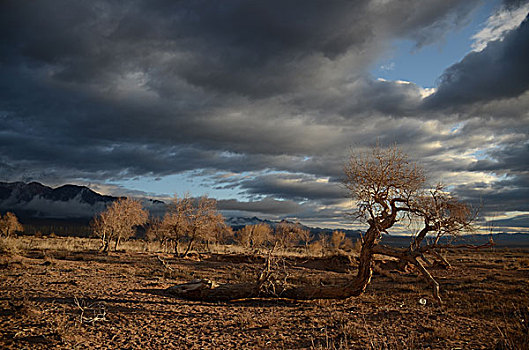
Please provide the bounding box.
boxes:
[1,245,528,349]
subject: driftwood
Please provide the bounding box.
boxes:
[166,273,370,302]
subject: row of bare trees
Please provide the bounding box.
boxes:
[234,222,355,255]
[146,195,228,257]
[90,195,355,257]
[91,195,230,255]
[234,221,311,250]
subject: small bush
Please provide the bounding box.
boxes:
[0,237,20,256]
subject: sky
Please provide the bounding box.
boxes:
[1,0,529,232]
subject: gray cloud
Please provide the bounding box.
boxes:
[424,14,529,108]
[490,214,529,229]
[0,1,528,230]
[218,197,302,216]
[502,0,529,10]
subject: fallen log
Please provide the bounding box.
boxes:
[165,277,370,302]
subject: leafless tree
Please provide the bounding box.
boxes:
[235,223,272,250]
[146,217,173,252]
[0,212,23,237]
[157,195,193,255]
[208,220,233,249]
[166,145,488,303]
[399,184,475,268]
[297,227,313,254]
[156,195,225,257]
[330,230,346,252]
[272,221,305,249]
[92,198,148,253]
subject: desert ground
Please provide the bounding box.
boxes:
[1,237,528,349]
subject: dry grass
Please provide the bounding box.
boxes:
[0,237,21,256]
[1,237,528,349]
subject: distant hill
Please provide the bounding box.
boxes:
[226,216,363,238]
[379,232,529,248]
[0,181,164,221]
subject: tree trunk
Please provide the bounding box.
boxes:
[115,236,121,251]
[412,226,430,250]
[100,240,109,255]
[181,237,195,258]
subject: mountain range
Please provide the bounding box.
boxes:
[0,181,164,220]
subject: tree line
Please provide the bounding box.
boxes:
[90,194,355,256]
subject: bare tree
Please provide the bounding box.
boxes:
[156,195,225,257]
[182,196,224,257]
[272,221,304,249]
[158,195,193,255]
[146,217,172,252]
[298,227,312,254]
[166,145,488,303]
[330,230,346,252]
[0,212,23,237]
[92,198,148,253]
[400,184,475,268]
[209,220,233,247]
[235,223,272,250]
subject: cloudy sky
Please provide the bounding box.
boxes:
[1,0,528,232]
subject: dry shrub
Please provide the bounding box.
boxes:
[352,239,362,254]
[308,240,324,257]
[0,237,21,256]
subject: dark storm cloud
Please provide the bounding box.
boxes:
[424,14,529,108]
[218,197,302,215]
[1,0,528,229]
[235,173,346,203]
[469,142,529,173]
[445,141,529,217]
[454,181,529,213]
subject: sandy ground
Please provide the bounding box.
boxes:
[1,242,528,349]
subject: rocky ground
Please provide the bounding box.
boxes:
[1,238,528,349]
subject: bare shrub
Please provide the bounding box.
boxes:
[330,231,346,252]
[0,237,21,256]
[308,240,325,257]
[0,212,23,238]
